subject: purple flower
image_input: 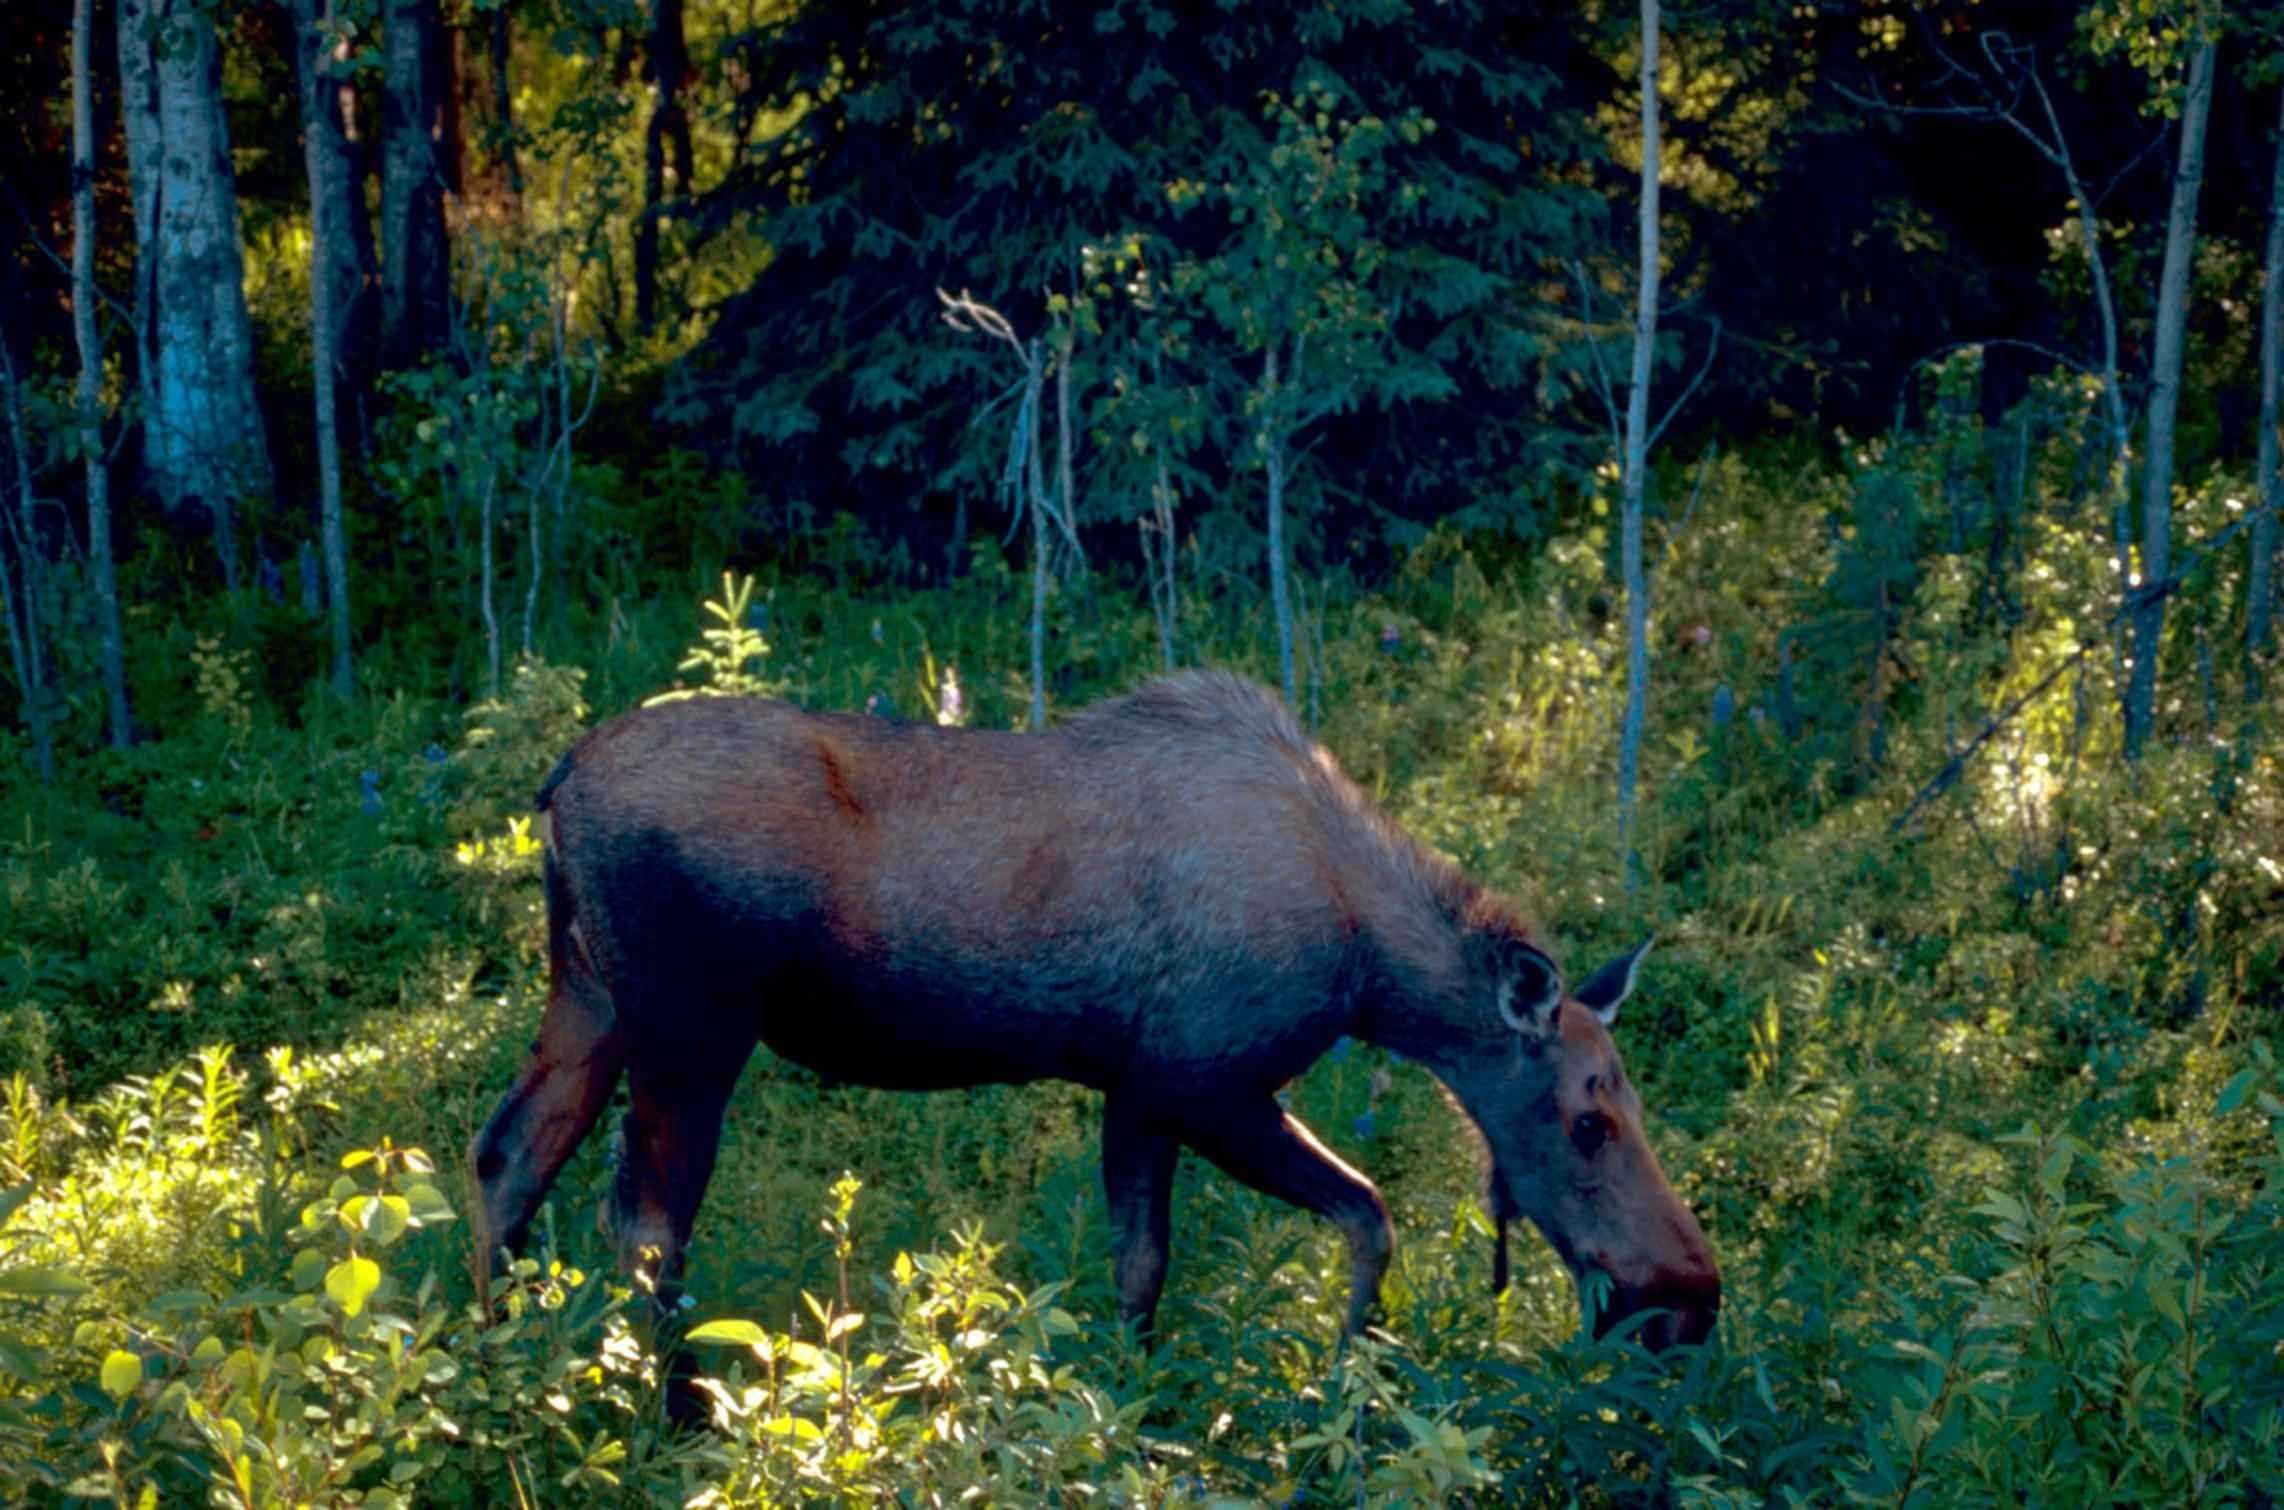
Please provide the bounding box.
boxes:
[1352,1112,1376,1141]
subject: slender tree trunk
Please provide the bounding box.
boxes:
[293,0,379,459]
[117,0,273,588]
[80,0,132,748]
[0,339,55,780]
[491,6,522,197]
[1616,0,1660,882]
[1263,343,1296,705]
[1148,455,1177,670]
[479,462,499,700]
[381,0,452,371]
[1025,354,1048,731]
[2124,33,2216,760]
[635,0,691,332]
[2251,82,2284,679]
[293,0,357,697]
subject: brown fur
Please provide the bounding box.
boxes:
[470,671,1717,1369]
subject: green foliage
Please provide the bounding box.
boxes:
[452,658,591,836]
[674,0,1589,553]
[643,572,783,705]
[5,406,2284,1502]
[687,1177,1171,1504]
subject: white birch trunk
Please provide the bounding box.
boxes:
[2124,33,2217,759]
[81,0,132,748]
[1026,354,1049,731]
[116,0,273,583]
[293,0,356,697]
[2251,83,2284,674]
[1263,343,1296,706]
[0,342,54,779]
[1616,0,1661,881]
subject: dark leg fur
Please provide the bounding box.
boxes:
[1102,1097,1181,1339]
[1178,1101,1394,1336]
[469,956,623,1299]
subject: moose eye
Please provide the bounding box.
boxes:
[1570,1111,1611,1156]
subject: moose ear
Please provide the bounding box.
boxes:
[1573,937,1655,1026]
[1495,943,1564,1035]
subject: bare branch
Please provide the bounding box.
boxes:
[1568,258,1623,451]
[1647,316,1720,454]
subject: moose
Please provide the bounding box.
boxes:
[471,671,1720,1352]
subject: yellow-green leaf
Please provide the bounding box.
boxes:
[687,1318,770,1348]
[325,1255,382,1317]
[100,1349,141,1401]
[0,1265,91,1298]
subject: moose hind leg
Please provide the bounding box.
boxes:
[469,960,623,1293]
[1181,1101,1394,1336]
[1101,1097,1180,1339]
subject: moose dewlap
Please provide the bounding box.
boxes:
[470,670,1719,1350]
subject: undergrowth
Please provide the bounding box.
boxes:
[2,416,2281,1503]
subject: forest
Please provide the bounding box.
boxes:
[1,0,2281,1501]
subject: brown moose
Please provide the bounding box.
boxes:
[470,671,1719,1351]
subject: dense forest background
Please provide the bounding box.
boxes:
[1,0,2281,1502]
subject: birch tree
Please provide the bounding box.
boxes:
[291,0,359,696]
[290,0,380,450]
[117,0,274,586]
[2251,75,2284,674]
[2122,18,2218,759]
[79,0,131,748]
[1616,0,1661,881]
[0,339,54,779]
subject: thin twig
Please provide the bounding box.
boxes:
[1646,316,1721,453]
[1568,259,1624,451]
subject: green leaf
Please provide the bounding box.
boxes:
[290,1249,329,1291]
[325,1255,382,1317]
[687,1318,771,1348]
[100,1349,142,1401]
[0,1265,91,1298]
[403,1182,456,1225]
[2213,1068,2257,1117]
[0,1331,43,1381]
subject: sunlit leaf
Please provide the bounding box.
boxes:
[326,1255,382,1317]
[99,1349,142,1401]
[687,1318,770,1348]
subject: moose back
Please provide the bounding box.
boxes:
[470,671,1719,1348]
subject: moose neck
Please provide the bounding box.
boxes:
[1351,874,1529,1071]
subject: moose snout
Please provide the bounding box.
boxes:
[1596,1267,1721,1350]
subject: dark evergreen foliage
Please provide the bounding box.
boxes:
[670,0,1600,558]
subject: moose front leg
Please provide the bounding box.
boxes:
[469,956,624,1305]
[1101,1097,1180,1339]
[607,1055,748,1307]
[1182,1101,1394,1336]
